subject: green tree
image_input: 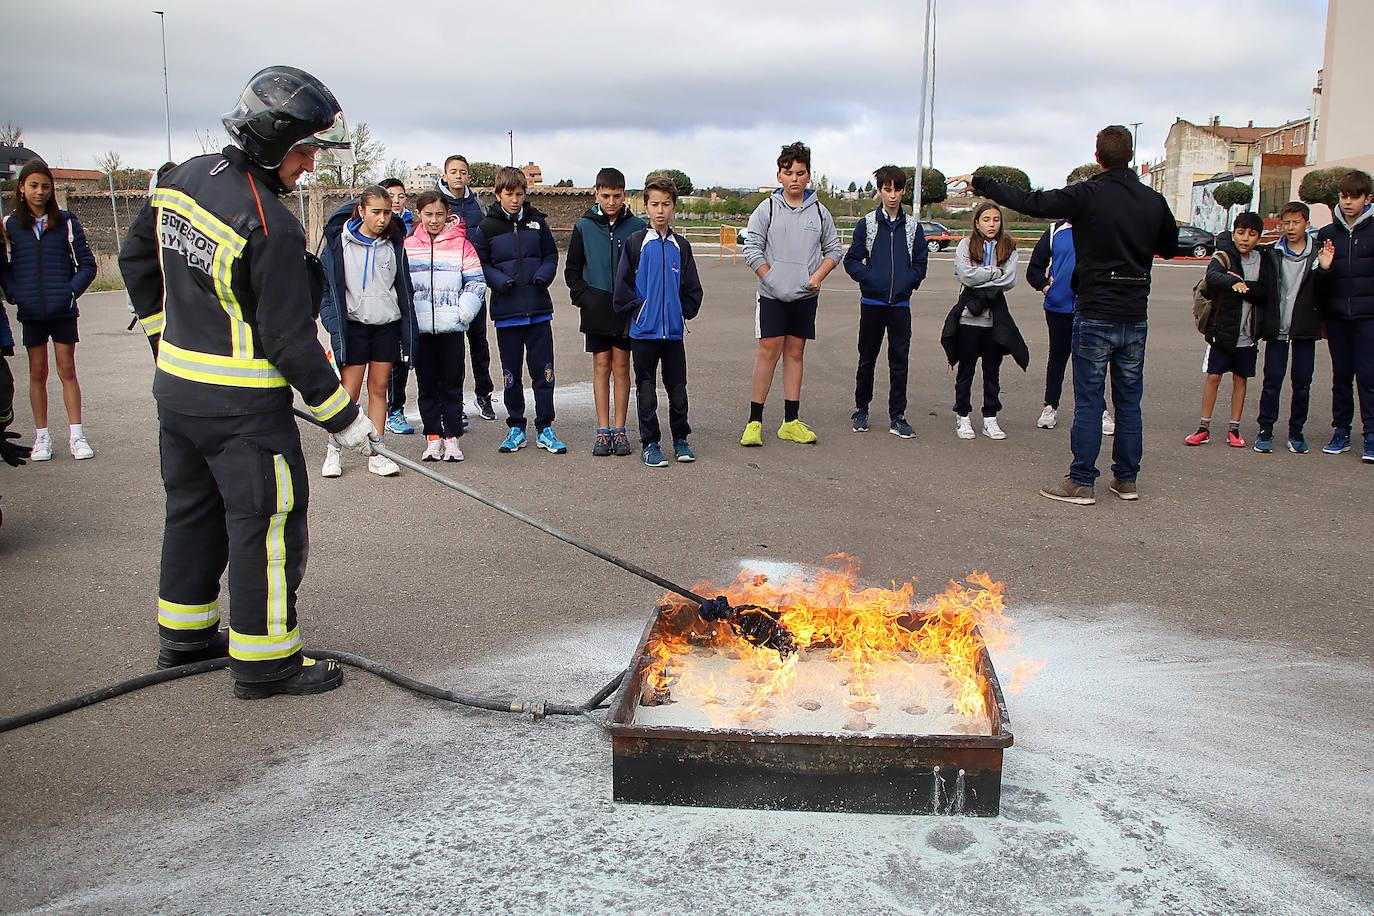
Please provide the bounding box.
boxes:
[468,161,499,187]
[972,165,1032,192]
[1212,181,1253,215]
[1299,167,1349,220]
[1066,162,1099,185]
[847,180,858,193]
[646,168,693,197]
[899,167,948,206]
[317,122,385,188]
[864,180,875,194]
[723,196,747,216]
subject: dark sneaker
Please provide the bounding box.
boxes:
[889,417,915,439]
[233,656,344,700]
[475,395,497,421]
[1108,479,1139,500]
[1287,436,1310,454]
[1323,428,1351,454]
[1364,433,1374,464]
[852,409,869,433]
[642,442,669,467]
[157,629,230,669]
[1253,430,1274,454]
[612,427,633,457]
[673,439,696,462]
[592,428,613,457]
[1039,477,1096,505]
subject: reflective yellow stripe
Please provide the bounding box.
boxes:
[307,386,352,423]
[157,597,220,630]
[140,311,166,337]
[229,626,301,661]
[265,454,294,635]
[151,188,254,359]
[156,340,287,389]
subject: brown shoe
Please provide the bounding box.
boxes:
[1039,477,1095,505]
[1109,479,1139,500]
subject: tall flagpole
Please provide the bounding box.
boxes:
[154,11,171,162]
[914,0,933,210]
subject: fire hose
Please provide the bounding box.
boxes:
[0,409,791,734]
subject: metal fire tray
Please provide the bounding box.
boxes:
[605,606,1014,816]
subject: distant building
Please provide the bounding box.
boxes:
[520,161,543,185]
[1150,117,1274,220]
[50,168,106,193]
[409,161,441,190]
[1253,119,1310,217]
[1292,0,1374,227]
[0,145,41,181]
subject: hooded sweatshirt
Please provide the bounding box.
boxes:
[342,218,401,325]
[405,216,486,334]
[742,189,843,302]
[436,180,486,238]
[1315,202,1374,321]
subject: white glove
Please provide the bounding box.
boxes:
[334,412,378,456]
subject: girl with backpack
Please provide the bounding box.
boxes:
[941,202,1029,440]
[318,185,417,478]
[404,191,485,462]
[1,160,98,461]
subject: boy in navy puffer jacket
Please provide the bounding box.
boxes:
[613,176,703,467]
[843,165,927,438]
[475,167,564,454]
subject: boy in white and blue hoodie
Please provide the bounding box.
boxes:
[842,165,927,438]
[613,176,703,467]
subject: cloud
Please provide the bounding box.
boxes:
[2,0,1326,190]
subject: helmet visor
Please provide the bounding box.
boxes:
[310,110,352,150]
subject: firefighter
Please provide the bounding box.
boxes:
[120,66,377,699]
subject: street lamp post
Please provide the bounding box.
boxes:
[154,10,171,162]
[913,0,933,213]
[1129,121,1142,171]
[508,130,514,167]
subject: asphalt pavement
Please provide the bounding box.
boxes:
[1,253,1370,913]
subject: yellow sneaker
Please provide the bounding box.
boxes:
[777,419,818,444]
[739,420,764,447]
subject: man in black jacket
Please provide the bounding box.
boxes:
[972,125,1178,505]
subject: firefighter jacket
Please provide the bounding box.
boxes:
[119,147,358,434]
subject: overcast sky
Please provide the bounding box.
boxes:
[4,0,1327,190]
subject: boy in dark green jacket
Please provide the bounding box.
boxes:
[565,167,646,456]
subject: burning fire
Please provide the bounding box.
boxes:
[640,556,1040,731]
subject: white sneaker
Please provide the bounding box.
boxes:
[31,434,53,462]
[70,435,94,460]
[321,442,342,478]
[1037,405,1058,429]
[421,438,444,462]
[442,437,464,462]
[955,415,976,440]
[368,454,400,477]
[983,417,1007,440]
[1102,411,1116,436]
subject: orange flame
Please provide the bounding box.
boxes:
[640,556,1039,728]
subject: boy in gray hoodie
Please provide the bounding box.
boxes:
[740,141,843,446]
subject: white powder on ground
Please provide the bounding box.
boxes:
[5,603,1371,915]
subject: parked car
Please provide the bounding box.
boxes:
[1177,225,1219,258]
[921,221,954,252]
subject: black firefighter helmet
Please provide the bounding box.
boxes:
[221,66,353,170]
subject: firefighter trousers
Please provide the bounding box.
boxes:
[156,406,309,682]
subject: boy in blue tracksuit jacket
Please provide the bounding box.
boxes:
[613,176,703,466]
[842,166,927,437]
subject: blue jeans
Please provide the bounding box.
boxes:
[1070,317,1147,486]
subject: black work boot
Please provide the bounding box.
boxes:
[233,656,344,700]
[157,629,230,669]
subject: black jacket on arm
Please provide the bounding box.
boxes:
[1204,239,1275,350]
[972,168,1178,322]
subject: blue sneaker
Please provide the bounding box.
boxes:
[536,426,568,454]
[1364,433,1374,464]
[1322,428,1351,454]
[1287,435,1310,454]
[1252,430,1273,454]
[498,427,527,453]
[642,442,668,467]
[673,439,696,462]
[385,408,414,435]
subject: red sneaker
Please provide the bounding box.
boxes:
[1184,428,1210,446]
[1227,429,1246,448]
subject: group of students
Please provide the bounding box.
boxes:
[1186,168,1374,461]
